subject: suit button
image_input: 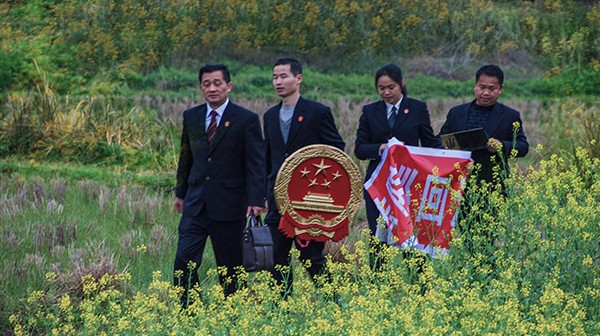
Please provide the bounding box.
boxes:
[284,152,289,157]
[205,176,210,181]
[207,157,212,162]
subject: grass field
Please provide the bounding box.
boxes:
[1,92,598,334]
[1,147,598,334]
[1,0,599,333]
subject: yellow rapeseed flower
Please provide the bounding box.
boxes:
[27,290,44,304]
[45,271,58,283]
[58,294,71,312]
[136,243,148,254]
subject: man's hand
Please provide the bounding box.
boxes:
[247,206,265,217]
[487,138,502,153]
[174,197,184,214]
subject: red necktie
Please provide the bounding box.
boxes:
[207,110,217,146]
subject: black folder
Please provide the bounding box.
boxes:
[441,128,489,151]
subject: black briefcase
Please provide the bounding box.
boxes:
[242,213,274,272]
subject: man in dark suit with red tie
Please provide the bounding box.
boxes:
[263,58,345,296]
[173,64,265,304]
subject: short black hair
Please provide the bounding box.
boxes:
[274,57,303,76]
[375,64,407,96]
[476,64,504,85]
[199,64,231,84]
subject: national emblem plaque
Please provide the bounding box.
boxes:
[274,144,362,242]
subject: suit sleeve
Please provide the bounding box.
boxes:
[319,105,345,151]
[263,112,273,199]
[175,113,192,199]
[354,107,382,160]
[244,113,266,206]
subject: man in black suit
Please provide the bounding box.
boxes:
[263,58,345,296]
[439,64,529,185]
[439,64,529,259]
[173,64,265,303]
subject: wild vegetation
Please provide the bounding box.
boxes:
[1,0,599,95]
[1,0,599,334]
[2,147,599,334]
[2,73,598,174]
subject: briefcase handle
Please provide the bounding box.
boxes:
[246,211,265,229]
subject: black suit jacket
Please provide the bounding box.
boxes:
[354,98,441,183]
[264,97,345,212]
[175,102,265,221]
[438,100,529,183]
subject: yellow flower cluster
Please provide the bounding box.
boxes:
[4,140,599,334]
[31,0,596,71]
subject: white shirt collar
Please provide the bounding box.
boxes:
[385,96,403,115]
[207,98,229,117]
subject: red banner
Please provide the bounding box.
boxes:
[364,138,472,257]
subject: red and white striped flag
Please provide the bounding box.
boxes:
[364,138,472,257]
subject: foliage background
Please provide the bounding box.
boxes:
[1,0,599,96]
[1,0,599,334]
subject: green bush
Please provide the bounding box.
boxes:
[1,0,599,94]
[0,50,23,93]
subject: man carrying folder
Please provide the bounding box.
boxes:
[439,64,529,185]
[439,64,529,260]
